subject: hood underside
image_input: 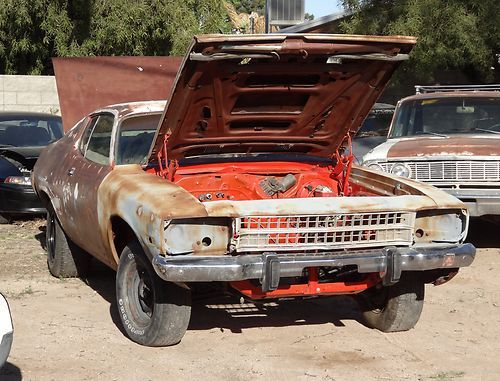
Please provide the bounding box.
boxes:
[150,34,415,161]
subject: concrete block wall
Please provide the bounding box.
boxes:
[0,75,60,115]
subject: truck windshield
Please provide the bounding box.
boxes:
[389,97,500,138]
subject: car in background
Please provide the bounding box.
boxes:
[352,103,395,162]
[363,85,500,218]
[0,112,63,223]
[0,293,13,369]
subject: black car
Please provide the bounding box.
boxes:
[0,112,63,223]
[351,103,395,162]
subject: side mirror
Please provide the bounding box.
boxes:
[0,293,13,369]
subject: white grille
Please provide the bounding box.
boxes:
[235,212,415,252]
[381,161,500,182]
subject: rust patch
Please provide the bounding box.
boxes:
[387,136,500,158]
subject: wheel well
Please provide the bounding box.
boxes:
[37,191,51,210]
[110,216,137,258]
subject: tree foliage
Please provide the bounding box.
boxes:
[340,0,500,85]
[0,0,230,75]
[228,0,265,15]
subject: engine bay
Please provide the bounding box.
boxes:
[150,158,376,201]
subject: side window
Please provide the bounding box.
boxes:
[81,114,114,165]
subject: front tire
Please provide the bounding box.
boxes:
[116,241,191,346]
[46,210,90,278]
[359,272,424,332]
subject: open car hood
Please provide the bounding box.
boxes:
[149,34,415,161]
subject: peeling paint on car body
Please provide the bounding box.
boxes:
[386,135,500,158]
[32,35,475,346]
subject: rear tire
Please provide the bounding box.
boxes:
[116,241,191,346]
[359,272,424,332]
[46,209,90,278]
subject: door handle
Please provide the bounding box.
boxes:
[67,167,76,176]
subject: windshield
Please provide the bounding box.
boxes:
[356,107,394,138]
[389,97,500,138]
[0,114,63,147]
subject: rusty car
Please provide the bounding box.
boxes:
[32,34,475,347]
[363,85,500,218]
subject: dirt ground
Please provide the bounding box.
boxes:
[0,218,498,381]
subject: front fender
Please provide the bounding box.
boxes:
[97,165,208,264]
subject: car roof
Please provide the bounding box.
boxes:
[94,100,167,119]
[400,91,500,103]
[0,111,62,118]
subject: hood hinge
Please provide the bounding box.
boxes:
[331,133,354,196]
[156,132,178,180]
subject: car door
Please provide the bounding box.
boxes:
[61,112,115,262]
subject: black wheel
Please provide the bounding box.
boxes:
[0,214,10,224]
[46,209,90,278]
[116,241,191,346]
[358,272,424,332]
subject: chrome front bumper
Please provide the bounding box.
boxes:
[152,243,475,291]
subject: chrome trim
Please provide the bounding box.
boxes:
[152,243,475,283]
[380,161,500,183]
[415,84,500,93]
[234,212,415,252]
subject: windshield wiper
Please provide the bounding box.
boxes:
[414,131,448,138]
[473,128,500,135]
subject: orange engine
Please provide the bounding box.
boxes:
[170,161,340,201]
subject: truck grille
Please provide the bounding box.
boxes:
[234,212,415,252]
[382,161,500,182]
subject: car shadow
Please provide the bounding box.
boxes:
[188,291,362,333]
[466,217,500,248]
[83,269,363,337]
[0,362,22,381]
[81,263,129,337]
[34,224,46,250]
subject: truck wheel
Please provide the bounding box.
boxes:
[116,241,191,346]
[359,272,424,332]
[46,210,90,278]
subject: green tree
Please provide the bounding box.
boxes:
[304,13,314,21]
[340,0,500,85]
[0,0,230,75]
[228,0,265,15]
